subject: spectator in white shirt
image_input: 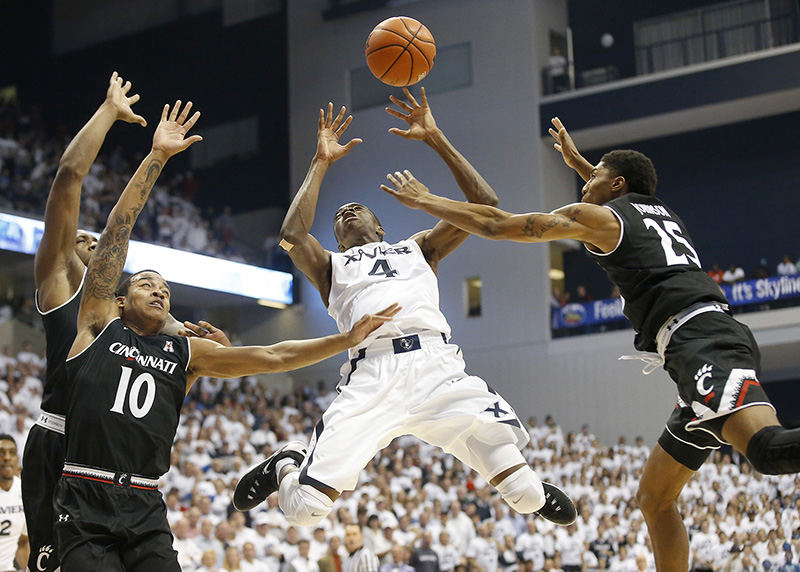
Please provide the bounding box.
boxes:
[778,255,798,276]
[722,263,746,284]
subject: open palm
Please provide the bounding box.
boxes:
[152,100,203,158]
[316,102,361,163]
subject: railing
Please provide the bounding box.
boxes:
[635,11,800,75]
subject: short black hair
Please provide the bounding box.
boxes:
[0,434,16,447]
[116,269,164,297]
[600,149,658,196]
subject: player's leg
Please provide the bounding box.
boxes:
[21,427,64,572]
[122,529,181,572]
[59,538,125,572]
[722,404,800,474]
[636,442,696,572]
[452,423,575,525]
[235,353,404,526]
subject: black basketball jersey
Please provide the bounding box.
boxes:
[35,273,84,416]
[586,193,727,352]
[64,318,189,477]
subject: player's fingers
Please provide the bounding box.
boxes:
[386,172,400,186]
[122,80,132,94]
[183,111,201,132]
[393,171,407,183]
[403,169,415,181]
[551,117,563,129]
[385,107,409,121]
[387,127,410,138]
[336,114,353,135]
[128,93,141,105]
[177,101,193,124]
[161,104,170,122]
[169,100,182,122]
[403,87,420,108]
[331,105,347,131]
[420,86,428,106]
[548,128,558,138]
[343,138,362,152]
[380,184,397,195]
[389,95,412,112]
[134,114,147,127]
[197,320,215,331]
[325,102,333,126]
[110,71,119,84]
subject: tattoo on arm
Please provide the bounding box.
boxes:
[521,206,582,238]
[84,158,164,301]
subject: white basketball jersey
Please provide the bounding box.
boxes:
[328,239,451,346]
[0,476,26,571]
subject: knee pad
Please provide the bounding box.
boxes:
[278,472,333,527]
[746,426,800,475]
[495,466,545,514]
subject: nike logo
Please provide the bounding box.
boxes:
[512,495,524,503]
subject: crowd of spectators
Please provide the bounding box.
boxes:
[0,102,270,267]
[2,318,800,572]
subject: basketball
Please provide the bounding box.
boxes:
[365,16,436,87]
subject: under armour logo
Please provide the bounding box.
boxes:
[399,338,414,350]
[163,340,174,352]
[58,514,69,522]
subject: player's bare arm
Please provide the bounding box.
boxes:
[386,86,499,267]
[35,71,147,310]
[280,103,361,301]
[381,170,621,253]
[548,117,594,182]
[71,101,202,356]
[185,304,401,390]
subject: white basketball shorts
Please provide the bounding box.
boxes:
[297,331,529,492]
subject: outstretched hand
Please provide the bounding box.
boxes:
[385,87,438,141]
[315,103,362,164]
[380,170,430,209]
[346,303,402,345]
[105,71,147,127]
[179,320,232,347]
[548,117,584,171]
[152,100,203,158]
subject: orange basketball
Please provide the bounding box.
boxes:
[365,16,436,87]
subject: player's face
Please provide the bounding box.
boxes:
[125,272,171,324]
[333,202,383,251]
[581,162,620,205]
[74,231,98,266]
[0,439,18,481]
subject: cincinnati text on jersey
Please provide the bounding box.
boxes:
[108,342,179,374]
[343,244,412,265]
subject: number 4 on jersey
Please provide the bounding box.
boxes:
[643,218,701,268]
[368,258,398,278]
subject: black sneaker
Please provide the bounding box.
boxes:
[232,441,307,511]
[535,482,577,526]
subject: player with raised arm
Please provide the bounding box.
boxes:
[54,100,399,571]
[381,117,800,572]
[25,74,230,572]
[24,72,147,572]
[233,88,576,530]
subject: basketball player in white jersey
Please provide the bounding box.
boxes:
[233,88,576,527]
[0,435,28,572]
